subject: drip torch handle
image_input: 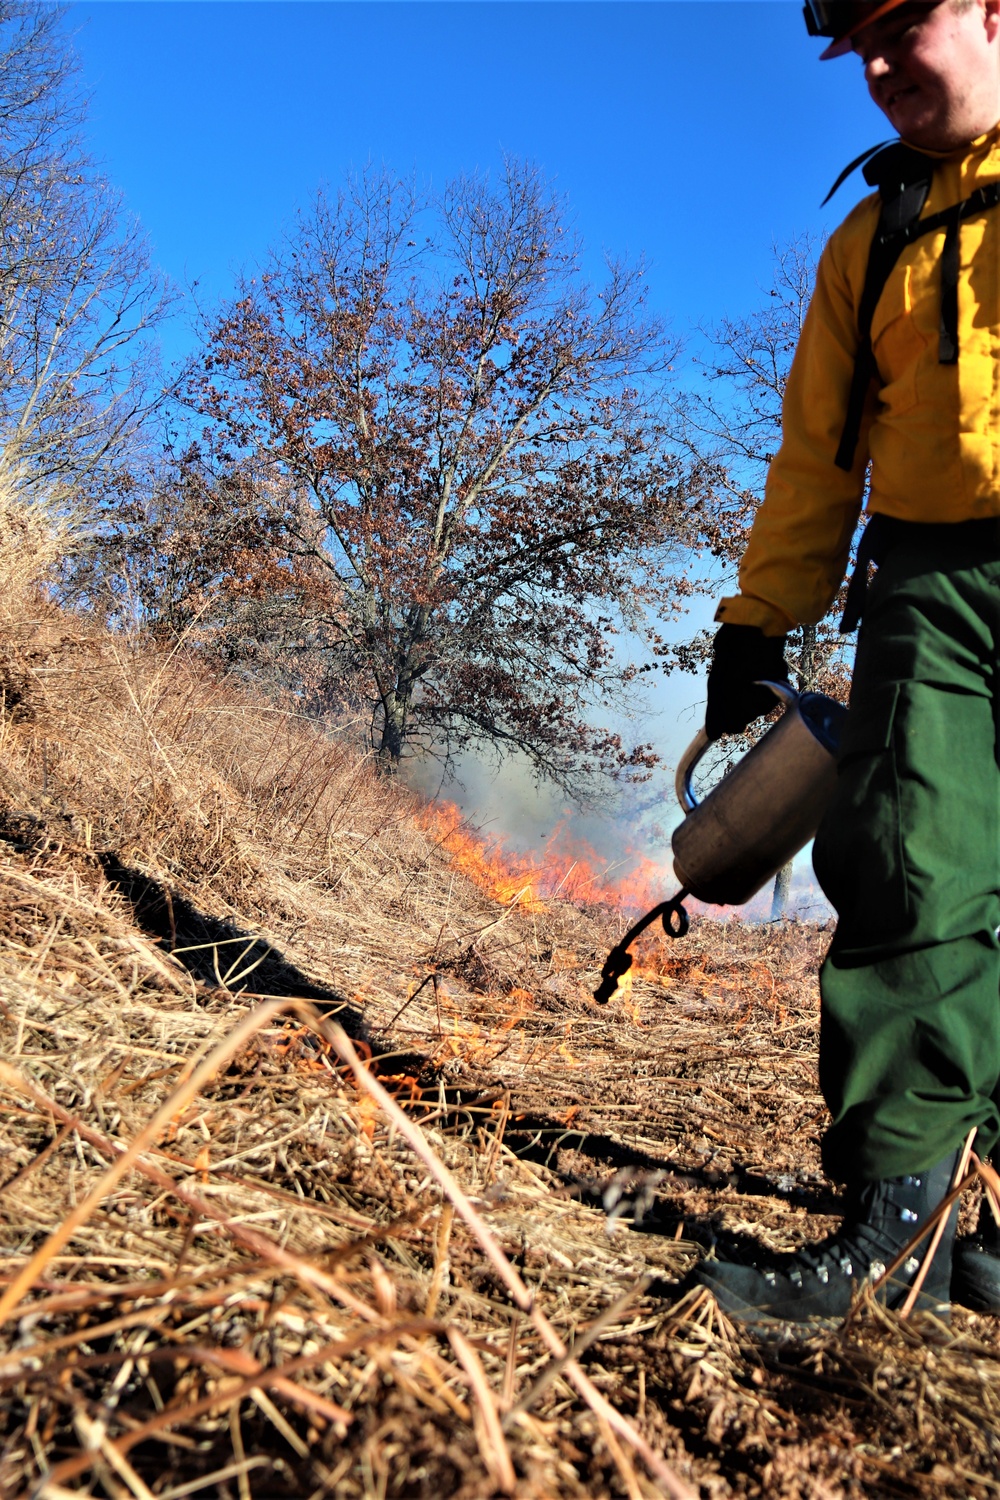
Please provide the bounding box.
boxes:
[675,728,711,814]
[677,679,799,812]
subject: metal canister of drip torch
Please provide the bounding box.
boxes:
[670,683,847,908]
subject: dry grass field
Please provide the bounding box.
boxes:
[1,519,999,1499]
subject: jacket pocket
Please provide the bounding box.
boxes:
[870,264,929,416]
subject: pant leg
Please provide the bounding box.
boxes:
[812,537,1000,1184]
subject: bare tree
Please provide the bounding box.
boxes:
[180,161,708,797]
[0,2,171,510]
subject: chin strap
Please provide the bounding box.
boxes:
[593,889,690,1005]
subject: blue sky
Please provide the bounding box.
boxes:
[71,2,887,355]
[66,2,881,884]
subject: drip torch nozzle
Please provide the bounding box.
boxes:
[592,890,690,1004]
[594,950,633,1005]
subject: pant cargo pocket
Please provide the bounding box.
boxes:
[813,681,912,949]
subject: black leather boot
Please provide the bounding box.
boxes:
[951,1194,1000,1313]
[695,1153,960,1329]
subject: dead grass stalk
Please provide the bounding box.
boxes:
[0,513,999,1497]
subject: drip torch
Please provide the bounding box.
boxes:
[594,682,848,1003]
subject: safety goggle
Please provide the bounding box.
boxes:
[802,0,855,39]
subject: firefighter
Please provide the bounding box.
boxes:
[698,0,1000,1324]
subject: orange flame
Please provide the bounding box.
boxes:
[419,802,549,910]
[419,801,678,920]
[414,800,805,1042]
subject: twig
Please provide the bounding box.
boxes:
[0,999,291,1327]
[159,1457,271,1500]
[249,1386,310,1459]
[595,1411,645,1500]
[423,1203,453,1320]
[483,1092,511,1181]
[0,1305,172,1382]
[502,1313,520,1410]
[863,1165,979,1322]
[448,1326,517,1494]
[317,1017,697,1500]
[37,1320,439,1493]
[898,1127,975,1319]
[159,1343,352,1426]
[503,1275,652,1430]
[976,1154,1000,1224]
[0,1119,76,1197]
[0,1068,387,1330]
[228,1397,251,1500]
[73,1410,156,1500]
[380,970,437,1033]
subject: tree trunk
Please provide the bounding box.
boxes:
[771,861,792,921]
[798,622,817,691]
[376,689,408,770]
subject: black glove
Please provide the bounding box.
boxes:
[705,623,790,741]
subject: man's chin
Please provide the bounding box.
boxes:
[881,97,923,133]
[887,105,949,150]
[897,120,970,150]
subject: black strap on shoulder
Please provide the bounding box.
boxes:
[821,138,895,207]
[917,186,1000,363]
[831,141,1000,472]
[939,208,961,365]
[834,143,934,471]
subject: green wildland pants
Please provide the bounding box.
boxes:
[813,518,1000,1184]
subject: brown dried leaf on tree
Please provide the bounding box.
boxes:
[107,160,716,799]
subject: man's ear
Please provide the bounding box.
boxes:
[985,0,1000,42]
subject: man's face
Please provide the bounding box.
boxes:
[852,0,1000,149]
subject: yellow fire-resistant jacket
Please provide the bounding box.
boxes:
[716,123,1000,637]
